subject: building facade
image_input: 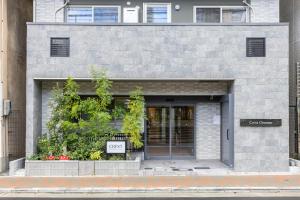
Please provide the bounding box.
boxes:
[27,0,289,172]
[280,0,300,159]
[0,0,32,172]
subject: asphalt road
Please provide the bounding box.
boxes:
[1,198,300,200]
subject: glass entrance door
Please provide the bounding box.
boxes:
[146,105,194,159]
[171,106,194,159]
[146,107,170,159]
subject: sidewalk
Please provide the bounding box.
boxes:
[0,175,300,194]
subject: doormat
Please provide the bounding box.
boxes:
[172,168,193,171]
[194,167,210,169]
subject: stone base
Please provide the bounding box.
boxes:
[9,157,25,176]
[25,157,141,176]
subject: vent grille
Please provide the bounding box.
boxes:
[246,38,265,57]
[50,38,70,57]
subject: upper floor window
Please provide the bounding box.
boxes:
[194,6,248,23]
[195,8,220,23]
[143,3,171,23]
[222,7,247,23]
[66,7,93,23]
[94,6,120,23]
[66,6,121,23]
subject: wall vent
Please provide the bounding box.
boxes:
[246,38,265,57]
[50,38,70,57]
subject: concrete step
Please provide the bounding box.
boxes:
[14,169,25,176]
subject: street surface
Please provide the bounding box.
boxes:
[1,197,300,200]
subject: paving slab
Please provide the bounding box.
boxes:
[0,175,299,192]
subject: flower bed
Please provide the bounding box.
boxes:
[25,157,141,176]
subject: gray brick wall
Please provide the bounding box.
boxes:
[196,103,220,160]
[27,24,289,172]
[35,0,64,22]
[251,0,279,23]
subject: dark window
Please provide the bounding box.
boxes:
[50,38,70,57]
[246,38,266,57]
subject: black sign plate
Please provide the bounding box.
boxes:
[240,119,282,127]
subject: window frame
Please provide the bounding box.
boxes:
[65,5,121,23]
[65,6,93,23]
[193,6,249,23]
[143,3,172,23]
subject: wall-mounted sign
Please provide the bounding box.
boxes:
[240,119,282,127]
[106,141,126,154]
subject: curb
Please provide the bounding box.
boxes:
[1,187,300,193]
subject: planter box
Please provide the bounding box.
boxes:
[95,157,140,176]
[25,157,141,176]
[25,160,79,176]
[79,161,94,176]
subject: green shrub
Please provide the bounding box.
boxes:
[108,155,124,160]
[33,70,145,160]
[90,151,103,160]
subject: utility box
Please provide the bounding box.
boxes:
[123,7,139,23]
[3,99,11,116]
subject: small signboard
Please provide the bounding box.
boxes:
[240,119,282,127]
[106,141,126,154]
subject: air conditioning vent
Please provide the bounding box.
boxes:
[50,38,70,57]
[246,38,265,57]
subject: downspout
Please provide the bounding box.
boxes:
[55,0,70,22]
[33,0,36,22]
[242,0,255,22]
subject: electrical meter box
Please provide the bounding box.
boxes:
[123,7,139,23]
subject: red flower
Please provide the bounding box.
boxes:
[59,155,70,160]
[47,155,55,160]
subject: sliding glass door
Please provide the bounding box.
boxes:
[171,106,194,158]
[146,106,170,158]
[146,105,194,159]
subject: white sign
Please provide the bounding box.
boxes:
[213,115,220,125]
[106,141,126,154]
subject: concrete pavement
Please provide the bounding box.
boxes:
[1,197,300,200]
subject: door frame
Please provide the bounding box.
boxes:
[220,94,234,168]
[144,102,196,160]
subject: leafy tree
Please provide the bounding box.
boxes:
[122,88,145,148]
[46,78,81,157]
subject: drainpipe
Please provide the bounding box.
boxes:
[242,0,255,22]
[33,0,36,22]
[55,0,70,22]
